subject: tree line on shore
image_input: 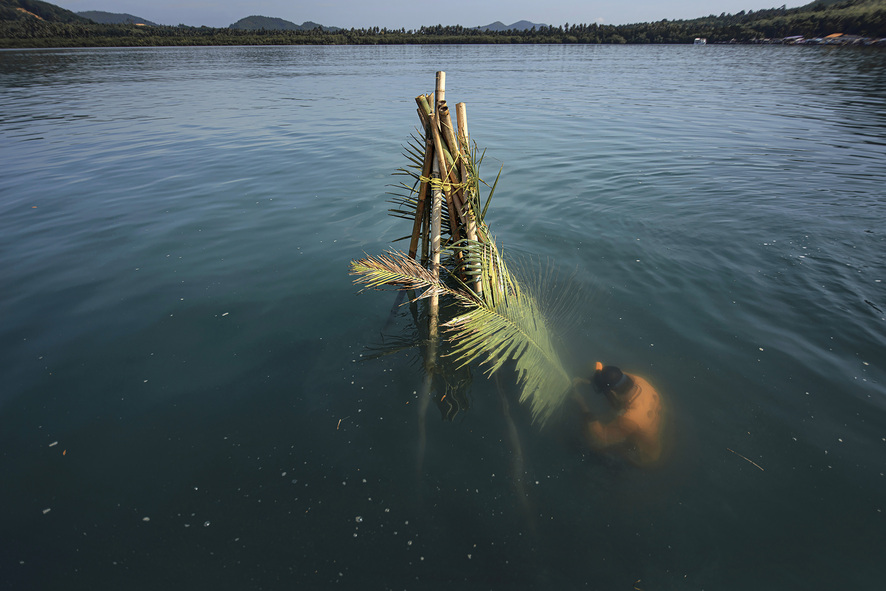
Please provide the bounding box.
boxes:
[2,0,885,48]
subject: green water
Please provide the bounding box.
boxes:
[1,44,885,590]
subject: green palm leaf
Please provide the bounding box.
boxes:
[349,250,476,308]
[351,239,571,426]
[443,239,572,425]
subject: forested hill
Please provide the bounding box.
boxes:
[78,11,159,26]
[1,0,885,47]
[666,0,886,39]
[229,15,338,31]
[0,0,89,23]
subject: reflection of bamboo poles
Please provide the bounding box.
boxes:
[494,372,536,534]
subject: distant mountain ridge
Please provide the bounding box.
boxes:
[78,10,159,26]
[477,20,549,31]
[229,15,339,31]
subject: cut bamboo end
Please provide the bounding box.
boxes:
[435,71,445,107]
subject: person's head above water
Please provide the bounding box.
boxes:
[593,362,636,404]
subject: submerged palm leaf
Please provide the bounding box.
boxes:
[444,239,571,425]
[350,239,572,426]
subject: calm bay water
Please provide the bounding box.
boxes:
[1,44,885,590]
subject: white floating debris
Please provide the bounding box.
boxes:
[48,441,58,447]
[142,517,151,522]
[203,521,211,527]
[42,508,51,515]
[222,312,229,317]
[355,516,363,523]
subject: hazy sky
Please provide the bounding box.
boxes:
[51,0,808,29]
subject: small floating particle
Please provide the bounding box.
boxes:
[48,441,58,447]
[222,312,229,317]
[355,516,363,523]
[759,347,764,351]
[42,508,51,515]
[203,521,211,527]
[142,517,150,522]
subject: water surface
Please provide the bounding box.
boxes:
[1,44,885,590]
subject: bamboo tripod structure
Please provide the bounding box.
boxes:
[415,71,481,475]
[412,76,528,520]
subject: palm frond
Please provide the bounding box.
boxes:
[443,238,572,425]
[349,250,477,308]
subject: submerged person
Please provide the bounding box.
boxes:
[573,362,665,467]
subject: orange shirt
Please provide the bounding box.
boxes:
[585,374,664,466]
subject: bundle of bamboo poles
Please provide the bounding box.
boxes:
[351,71,573,430]
[408,71,481,298]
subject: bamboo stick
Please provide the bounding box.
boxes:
[438,101,461,174]
[455,102,473,223]
[429,113,462,241]
[421,182,430,264]
[456,102,481,295]
[436,100,470,223]
[409,97,436,260]
[417,145,444,476]
[435,71,445,107]
[417,94,433,121]
[419,76,444,480]
[429,158,442,334]
[456,102,470,186]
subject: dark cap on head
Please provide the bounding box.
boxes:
[593,365,635,397]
